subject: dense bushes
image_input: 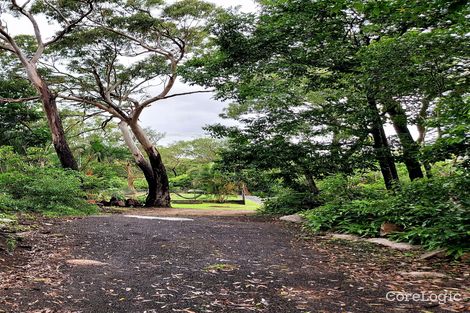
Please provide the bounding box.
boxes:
[0,147,98,216]
[259,173,384,215]
[257,164,470,258]
[0,167,98,216]
[304,171,470,258]
[81,161,129,199]
[169,174,192,190]
[260,188,320,215]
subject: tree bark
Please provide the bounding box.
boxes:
[368,96,399,190]
[144,147,171,207]
[23,61,78,170]
[386,102,424,181]
[304,171,320,195]
[128,122,171,208]
[39,84,78,170]
[118,122,161,206]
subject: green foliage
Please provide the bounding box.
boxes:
[260,187,320,215]
[0,146,24,172]
[425,95,470,166]
[0,193,15,212]
[160,138,222,178]
[0,79,49,153]
[185,0,468,192]
[306,199,392,237]
[0,167,97,216]
[191,164,239,202]
[163,0,215,19]
[134,178,148,190]
[305,171,470,258]
[169,174,192,189]
[85,162,127,188]
[6,235,17,253]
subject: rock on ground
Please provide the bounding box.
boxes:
[398,271,447,279]
[330,234,360,241]
[66,259,108,266]
[279,214,305,223]
[419,249,447,260]
[365,238,419,251]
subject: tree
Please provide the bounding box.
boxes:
[358,9,469,180]
[206,85,372,194]
[160,138,221,177]
[184,3,399,189]
[51,0,217,207]
[0,0,95,169]
[184,0,469,189]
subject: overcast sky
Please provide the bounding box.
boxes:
[143,1,258,145]
[6,0,258,145]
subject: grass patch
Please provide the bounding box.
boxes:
[171,199,260,210]
[170,193,240,201]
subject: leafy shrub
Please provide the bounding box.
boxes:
[134,178,148,190]
[191,164,239,202]
[83,162,128,191]
[0,146,24,172]
[0,193,15,212]
[317,174,385,204]
[260,187,320,215]
[261,174,385,216]
[305,172,470,258]
[306,199,392,237]
[169,174,192,189]
[0,167,98,216]
[387,173,470,256]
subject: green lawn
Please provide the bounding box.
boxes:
[133,193,260,210]
[170,193,241,201]
[171,197,261,211]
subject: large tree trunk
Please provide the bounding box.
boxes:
[39,83,78,170]
[368,97,399,190]
[123,122,171,208]
[26,64,78,170]
[144,148,171,207]
[386,102,424,181]
[118,122,162,207]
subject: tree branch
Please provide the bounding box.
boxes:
[161,89,214,100]
[57,94,129,122]
[0,26,28,63]
[0,96,40,103]
[89,20,173,59]
[132,58,179,120]
[11,0,44,63]
[45,1,94,47]
[0,42,15,52]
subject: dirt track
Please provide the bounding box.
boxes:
[0,212,467,313]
